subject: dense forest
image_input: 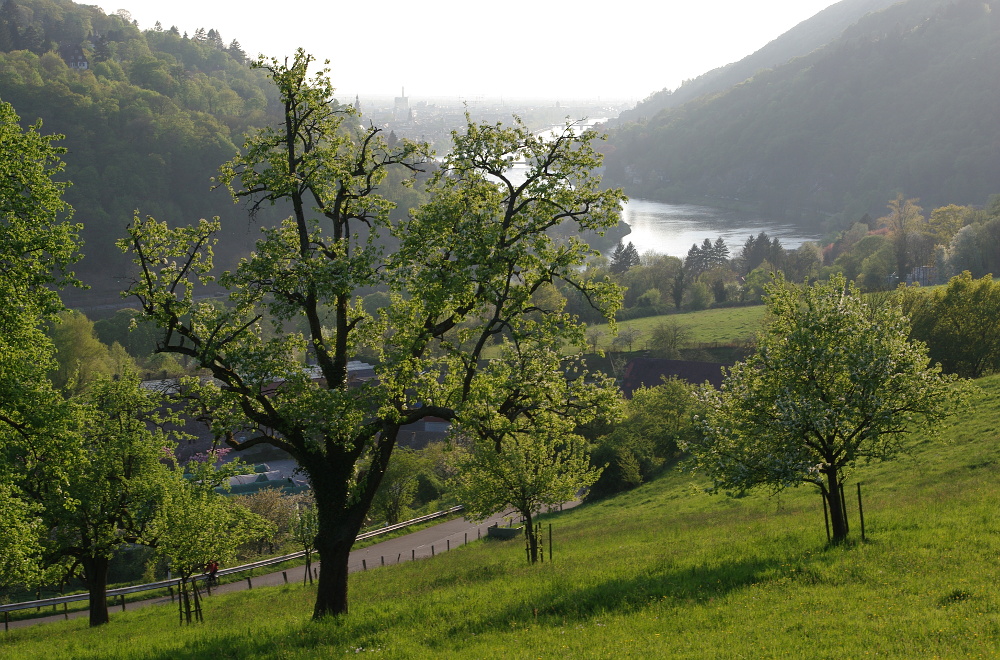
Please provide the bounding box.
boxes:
[0,0,291,307]
[603,0,1000,229]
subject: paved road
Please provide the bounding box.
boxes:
[6,502,575,630]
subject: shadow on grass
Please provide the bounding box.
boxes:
[438,554,786,642]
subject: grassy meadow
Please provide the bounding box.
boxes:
[5,375,1000,658]
[594,305,769,352]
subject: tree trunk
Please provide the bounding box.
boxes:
[312,533,352,618]
[180,577,192,624]
[524,510,538,563]
[825,470,848,543]
[82,556,111,627]
[192,579,203,623]
[304,432,396,618]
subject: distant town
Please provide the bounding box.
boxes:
[350,90,630,150]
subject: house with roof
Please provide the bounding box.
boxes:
[59,44,89,70]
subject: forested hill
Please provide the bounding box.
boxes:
[603,0,1000,228]
[613,0,900,125]
[0,0,289,307]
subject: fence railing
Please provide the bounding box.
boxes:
[0,505,464,619]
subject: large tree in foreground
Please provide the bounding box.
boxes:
[686,275,967,543]
[0,99,80,453]
[0,100,80,592]
[121,50,624,618]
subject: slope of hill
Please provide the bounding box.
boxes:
[604,0,1000,228]
[613,0,901,125]
[5,373,996,657]
[0,0,289,308]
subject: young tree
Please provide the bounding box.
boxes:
[449,406,604,563]
[612,326,642,353]
[121,50,624,618]
[151,469,270,624]
[233,488,307,556]
[290,495,319,586]
[35,374,184,627]
[686,275,967,543]
[648,319,691,359]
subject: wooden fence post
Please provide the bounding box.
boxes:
[857,482,866,541]
[840,485,849,535]
[822,491,831,542]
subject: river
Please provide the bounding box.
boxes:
[619,198,826,258]
[527,123,825,258]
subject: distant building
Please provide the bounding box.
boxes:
[220,466,308,496]
[394,88,409,123]
[59,45,89,70]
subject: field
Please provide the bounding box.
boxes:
[592,305,768,352]
[4,375,998,659]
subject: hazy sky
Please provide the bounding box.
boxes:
[107,1,837,102]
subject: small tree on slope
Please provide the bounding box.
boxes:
[684,274,969,543]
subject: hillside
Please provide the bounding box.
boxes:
[5,374,997,657]
[613,0,901,125]
[604,0,1000,229]
[0,1,293,308]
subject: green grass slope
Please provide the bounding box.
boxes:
[616,306,768,347]
[5,376,999,658]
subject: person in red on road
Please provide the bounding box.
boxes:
[205,560,219,586]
